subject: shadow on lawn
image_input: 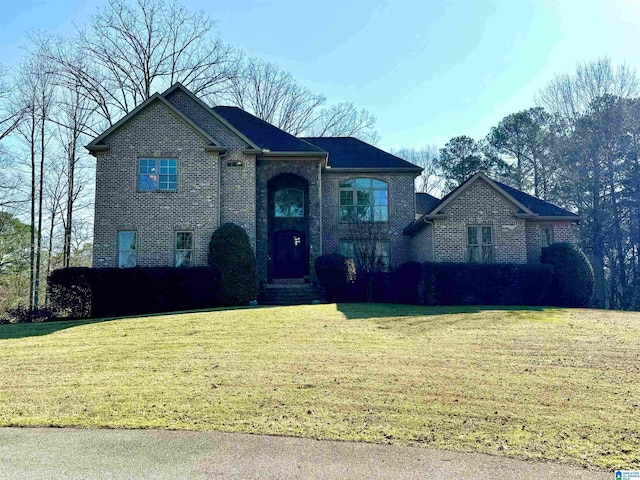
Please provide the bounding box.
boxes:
[335,303,550,320]
[0,305,259,341]
[0,319,98,340]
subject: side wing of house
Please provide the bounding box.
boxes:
[405,173,579,264]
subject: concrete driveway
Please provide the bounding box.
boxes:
[0,427,612,479]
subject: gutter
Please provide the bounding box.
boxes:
[324,167,423,174]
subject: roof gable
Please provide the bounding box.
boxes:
[429,172,535,217]
[162,84,259,150]
[86,93,223,152]
[302,137,422,171]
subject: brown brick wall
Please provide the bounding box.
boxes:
[321,172,416,267]
[165,89,257,250]
[525,220,577,263]
[432,178,527,263]
[410,223,434,262]
[93,100,220,268]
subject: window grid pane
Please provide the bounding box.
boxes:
[467,226,478,245]
[482,226,492,245]
[339,178,388,223]
[118,231,137,268]
[467,225,493,263]
[175,231,193,267]
[139,158,177,191]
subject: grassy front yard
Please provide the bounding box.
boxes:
[1,304,638,470]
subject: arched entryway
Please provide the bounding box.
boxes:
[267,174,309,280]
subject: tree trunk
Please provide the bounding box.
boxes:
[29,110,36,310]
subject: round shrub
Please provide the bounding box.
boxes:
[541,242,594,307]
[208,223,257,306]
[315,253,356,302]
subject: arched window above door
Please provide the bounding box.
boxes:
[274,188,304,218]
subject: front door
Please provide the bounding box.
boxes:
[272,230,307,279]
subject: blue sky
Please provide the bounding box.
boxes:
[2,0,640,150]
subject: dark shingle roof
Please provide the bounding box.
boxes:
[415,193,440,215]
[212,106,324,153]
[301,137,422,170]
[493,181,578,217]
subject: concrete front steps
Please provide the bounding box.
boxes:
[258,283,321,305]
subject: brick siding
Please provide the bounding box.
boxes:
[93,100,220,268]
[321,172,416,268]
[432,178,528,263]
[525,220,577,263]
[410,223,434,262]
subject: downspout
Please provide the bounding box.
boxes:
[218,152,228,228]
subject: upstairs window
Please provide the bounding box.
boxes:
[274,188,304,218]
[175,231,193,267]
[118,231,137,268]
[139,158,177,191]
[339,178,388,222]
[467,225,493,263]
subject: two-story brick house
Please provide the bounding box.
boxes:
[87,83,579,292]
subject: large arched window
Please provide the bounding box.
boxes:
[339,178,388,222]
[274,188,304,218]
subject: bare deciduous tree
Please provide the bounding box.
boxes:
[229,57,325,136]
[536,57,639,120]
[34,0,239,125]
[310,102,379,144]
[391,146,441,195]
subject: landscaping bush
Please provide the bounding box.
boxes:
[314,253,356,302]
[419,262,554,306]
[541,242,594,307]
[47,266,221,319]
[48,267,93,319]
[1,305,56,323]
[208,223,257,306]
[394,261,422,304]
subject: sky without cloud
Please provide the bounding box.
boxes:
[1,0,639,151]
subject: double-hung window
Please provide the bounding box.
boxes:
[467,225,493,263]
[175,231,193,267]
[138,158,177,191]
[118,231,137,268]
[339,178,388,222]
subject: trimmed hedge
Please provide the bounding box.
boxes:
[48,266,221,319]
[394,261,422,304]
[541,242,594,307]
[208,223,257,306]
[419,262,554,306]
[315,254,356,302]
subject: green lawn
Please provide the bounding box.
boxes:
[1,304,638,470]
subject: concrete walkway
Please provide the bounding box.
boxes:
[0,427,612,479]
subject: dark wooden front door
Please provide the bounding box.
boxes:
[272,230,307,279]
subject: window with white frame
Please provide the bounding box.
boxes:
[467,225,493,263]
[339,178,388,222]
[117,231,137,268]
[540,226,554,247]
[175,231,193,267]
[339,239,390,272]
[138,158,177,191]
